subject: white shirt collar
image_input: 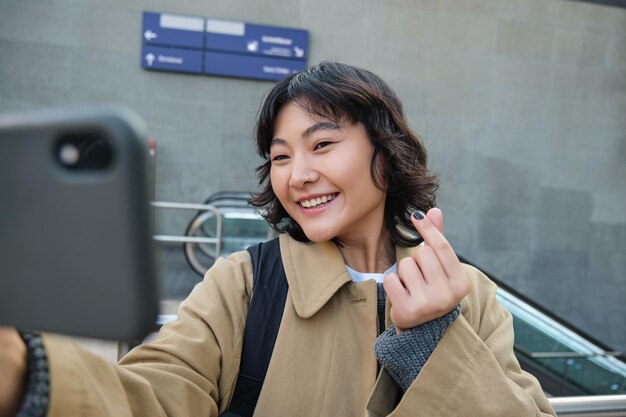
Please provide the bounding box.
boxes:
[345,264,397,283]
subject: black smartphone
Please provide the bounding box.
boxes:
[0,106,158,341]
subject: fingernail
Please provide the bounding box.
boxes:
[412,210,425,220]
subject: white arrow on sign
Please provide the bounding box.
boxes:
[144,30,157,41]
[145,53,156,66]
[294,46,304,58]
[247,40,259,52]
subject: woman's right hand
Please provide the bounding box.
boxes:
[0,327,27,417]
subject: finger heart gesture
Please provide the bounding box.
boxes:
[384,208,470,332]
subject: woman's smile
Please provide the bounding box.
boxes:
[297,192,338,209]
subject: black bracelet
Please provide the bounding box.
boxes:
[16,330,50,417]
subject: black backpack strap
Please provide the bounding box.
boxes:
[225,237,288,417]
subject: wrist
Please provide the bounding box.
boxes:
[393,304,461,333]
[0,328,28,417]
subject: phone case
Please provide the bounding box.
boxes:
[0,106,158,341]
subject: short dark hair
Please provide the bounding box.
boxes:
[249,62,438,247]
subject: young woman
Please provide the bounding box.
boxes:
[0,62,555,417]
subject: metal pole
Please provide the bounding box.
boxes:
[148,138,157,235]
[550,394,626,416]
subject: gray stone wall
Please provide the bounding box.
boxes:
[1,0,625,350]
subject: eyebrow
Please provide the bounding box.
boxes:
[302,121,341,138]
[271,121,341,148]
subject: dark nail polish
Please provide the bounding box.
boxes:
[412,211,424,220]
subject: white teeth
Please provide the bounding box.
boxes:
[300,194,336,208]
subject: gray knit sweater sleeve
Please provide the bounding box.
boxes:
[375,304,461,391]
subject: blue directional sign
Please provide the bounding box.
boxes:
[205,19,308,60]
[205,51,307,81]
[140,12,309,81]
[142,12,204,49]
[141,45,203,74]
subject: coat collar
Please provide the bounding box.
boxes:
[279,234,415,318]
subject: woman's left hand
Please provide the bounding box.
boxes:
[384,208,470,332]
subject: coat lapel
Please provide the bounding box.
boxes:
[279,234,351,318]
[279,234,418,319]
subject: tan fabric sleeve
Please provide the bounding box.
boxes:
[366,265,556,417]
[43,251,253,417]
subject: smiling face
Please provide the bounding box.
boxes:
[269,102,387,244]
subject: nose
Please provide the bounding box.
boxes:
[288,158,318,189]
[289,171,311,189]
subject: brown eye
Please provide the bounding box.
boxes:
[314,141,334,150]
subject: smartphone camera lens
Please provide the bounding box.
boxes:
[58,143,80,166]
[55,131,114,171]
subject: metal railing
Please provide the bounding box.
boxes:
[549,394,626,416]
[526,351,624,360]
[150,201,222,247]
[514,344,626,397]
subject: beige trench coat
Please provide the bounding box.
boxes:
[42,234,556,416]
